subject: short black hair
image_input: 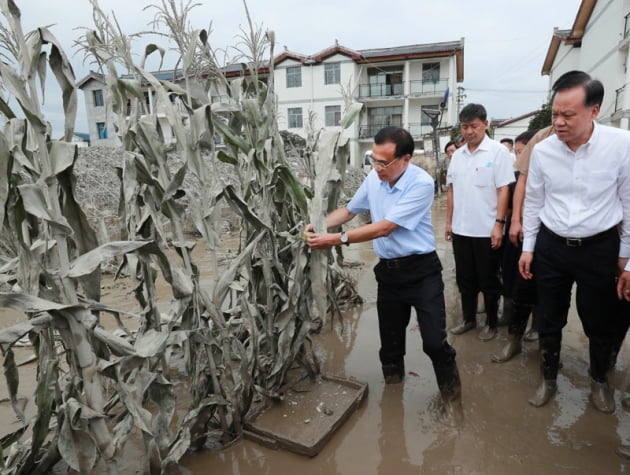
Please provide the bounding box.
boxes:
[514,130,537,145]
[374,126,414,157]
[551,70,604,107]
[459,103,487,123]
[500,138,514,146]
[444,140,456,153]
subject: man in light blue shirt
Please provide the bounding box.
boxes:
[307,126,461,423]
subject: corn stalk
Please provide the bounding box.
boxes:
[0,0,362,473]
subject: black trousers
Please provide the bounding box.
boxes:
[451,234,502,325]
[535,225,620,382]
[508,241,538,337]
[373,252,456,377]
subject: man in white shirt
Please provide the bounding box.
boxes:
[520,70,630,412]
[446,103,515,341]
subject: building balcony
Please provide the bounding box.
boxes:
[408,123,435,138]
[616,85,625,113]
[358,79,449,101]
[358,83,404,99]
[359,123,435,140]
[409,79,448,97]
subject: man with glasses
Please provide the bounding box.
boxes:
[306,126,462,424]
[445,103,515,341]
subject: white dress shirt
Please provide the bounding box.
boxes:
[446,135,515,237]
[522,122,630,258]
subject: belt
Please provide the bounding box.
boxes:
[379,253,427,269]
[541,223,616,247]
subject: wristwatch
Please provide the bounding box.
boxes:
[495,218,506,224]
[340,231,350,246]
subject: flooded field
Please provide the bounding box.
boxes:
[2,194,629,474]
[176,194,630,475]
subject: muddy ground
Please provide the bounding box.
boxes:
[176,194,630,475]
[2,193,630,474]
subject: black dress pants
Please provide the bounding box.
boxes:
[451,234,502,326]
[373,252,456,377]
[535,225,620,382]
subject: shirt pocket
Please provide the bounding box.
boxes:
[473,166,493,187]
[587,170,616,199]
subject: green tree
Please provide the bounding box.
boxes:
[529,103,552,130]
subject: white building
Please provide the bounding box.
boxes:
[491,110,540,143]
[541,0,630,129]
[77,40,465,164]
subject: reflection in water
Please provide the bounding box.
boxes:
[377,386,419,474]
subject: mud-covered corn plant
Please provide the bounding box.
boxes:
[0,0,362,473]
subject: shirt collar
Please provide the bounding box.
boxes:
[463,134,491,155]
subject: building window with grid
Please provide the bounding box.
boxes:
[286,66,302,88]
[288,107,303,128]
[96,122,108,139]
[93,89,104,107]
[325,105,341,126]
[324,63,341,85]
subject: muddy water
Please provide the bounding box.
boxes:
[176,194,630,475]
[2,194,630,474]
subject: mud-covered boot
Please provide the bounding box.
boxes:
[617,445,630,460]
[491,334,522,363]
[450,321,476,335]
[382,361,405,385]
[528,379,557,407]
[529,335,561,407]
[451,292,477,335]
[590,379,615,413]
[435,363,464,427]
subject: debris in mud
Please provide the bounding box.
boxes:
[244,374,368,457]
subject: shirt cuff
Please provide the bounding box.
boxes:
[522,238,535,253]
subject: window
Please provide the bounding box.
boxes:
[288,108,303,128]
[366,67,403,96]
[286,66,302,88]
[325,105,341,126]
[96,122,108,139]
[324,63,341,85]
[423,63,440,83]
[93,89,104,107]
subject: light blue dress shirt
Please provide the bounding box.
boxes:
[347,163,436,259]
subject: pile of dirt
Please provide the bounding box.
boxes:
[73,145,366,239]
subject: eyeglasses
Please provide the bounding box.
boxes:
[367,153,401,170]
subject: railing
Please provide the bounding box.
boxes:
[625,13,630,39]
[407,123,435,138]
[409,79,448,96]
[359,124,403,138]
[615,85,625,112]
[359,123,434,139]
[358,83,404,98]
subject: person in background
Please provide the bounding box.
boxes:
[455,135,465,149]
[306,126,462,423]
[520,70,630,412]
[500,138,514,154]
[492,129,540,363]
[446,103,515,341]
[444,140,457,159]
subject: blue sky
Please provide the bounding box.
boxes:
[12,0,580,136]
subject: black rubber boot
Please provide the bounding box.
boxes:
[434,362,464,427]
[382,361,405,384]
[529,334,561,407]
[497,297,513,327]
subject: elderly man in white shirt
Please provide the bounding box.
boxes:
[520,70,630,413]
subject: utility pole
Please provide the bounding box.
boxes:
[456,86,466,119]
